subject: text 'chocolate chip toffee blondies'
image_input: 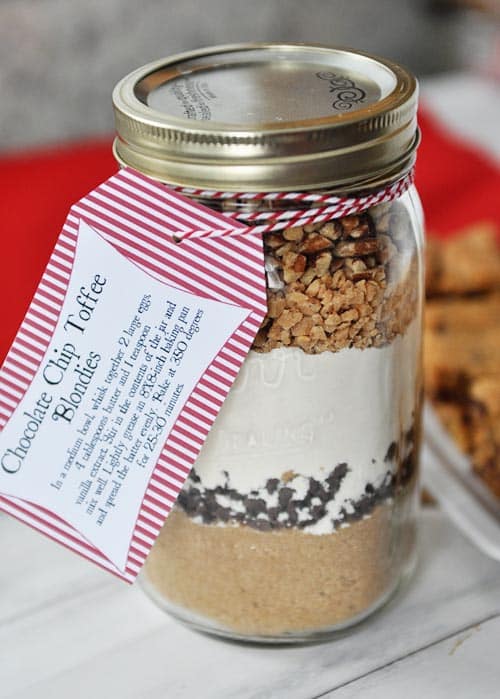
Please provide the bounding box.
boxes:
[425,223,500,496]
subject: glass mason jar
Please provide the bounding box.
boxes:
[112,44,424,642]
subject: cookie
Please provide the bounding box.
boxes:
[469,376,500,497]
[425,222,500,498]
[425,222,500,297]
[432,400,472,454]
[424,294,500,399]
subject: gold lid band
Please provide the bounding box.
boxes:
[112,43,419,192]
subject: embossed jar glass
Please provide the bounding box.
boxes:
[112,44,424,643]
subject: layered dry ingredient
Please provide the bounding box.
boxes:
[254,204,418,353]
[145,504,404,636]
[145,197,421,637]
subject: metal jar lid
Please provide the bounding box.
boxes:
[112,43,419,192]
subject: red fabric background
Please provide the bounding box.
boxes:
[0,108,499,364]
[415,110,500,236]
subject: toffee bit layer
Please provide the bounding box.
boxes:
[253,202,418,354]
[177,428,417,532]
[144,501,415,636]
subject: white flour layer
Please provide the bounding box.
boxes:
[186,320,420,530]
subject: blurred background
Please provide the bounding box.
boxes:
[1,5,500,694]
[0,0,499,151]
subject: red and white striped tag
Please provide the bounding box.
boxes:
[0,168,267,582]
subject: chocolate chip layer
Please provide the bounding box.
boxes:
[177,428,417,532]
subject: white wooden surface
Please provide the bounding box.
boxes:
[1,507,500,699]
[2,74,500,698]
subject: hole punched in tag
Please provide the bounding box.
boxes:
[172,234,183,244]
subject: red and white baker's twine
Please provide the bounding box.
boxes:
[174,170,414,235]
[0,167,268,582]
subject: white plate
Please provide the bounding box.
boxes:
[422,402,500,561]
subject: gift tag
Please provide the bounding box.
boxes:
[0,168,267,581]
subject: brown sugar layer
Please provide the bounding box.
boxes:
[144,502,415,637]
[253,201,419,354]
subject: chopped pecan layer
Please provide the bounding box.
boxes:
[253,203,418,354]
